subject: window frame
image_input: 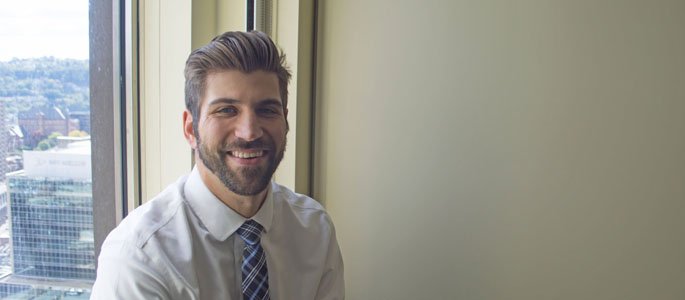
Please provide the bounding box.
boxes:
[89,0,128,262]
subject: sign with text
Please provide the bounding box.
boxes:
[23,151,91,179]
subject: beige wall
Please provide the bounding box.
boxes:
[272,0,316,194]
[139,0,192,203]
[192,0,247,49]
[314,0,685,299]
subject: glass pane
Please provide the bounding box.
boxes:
[0,0,93,298]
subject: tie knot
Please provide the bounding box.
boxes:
[237,220,264,245]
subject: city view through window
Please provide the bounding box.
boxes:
[0,0,93,298]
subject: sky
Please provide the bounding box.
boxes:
[0,0,89,61]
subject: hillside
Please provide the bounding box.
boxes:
[0,57,89,115]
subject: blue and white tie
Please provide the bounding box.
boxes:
[237,220,270,300]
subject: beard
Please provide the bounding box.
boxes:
[196,134,285,196]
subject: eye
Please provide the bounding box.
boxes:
[216,106,237,115]
[257,107,280,116]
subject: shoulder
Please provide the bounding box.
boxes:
[272,182,327,212]
[107,174,190,249]
[93,177,194,296]
[98,174,197,269]
[267,182,345,297]
[271,182,335,232]
[92,174,195,298]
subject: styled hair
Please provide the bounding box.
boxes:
[184,31,291,131]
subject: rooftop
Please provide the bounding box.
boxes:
[16,139,91,180]
[17,106,66,120]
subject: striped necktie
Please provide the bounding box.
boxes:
[237,220,270,300]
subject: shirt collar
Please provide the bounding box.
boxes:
[184,166,274,241]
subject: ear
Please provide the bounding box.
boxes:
[183,110,197,149]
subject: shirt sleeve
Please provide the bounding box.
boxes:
[90,241,171,300]
[315,216,345,300]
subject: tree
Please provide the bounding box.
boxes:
[68,130,89,137]
[36,140,51,151]
[48,132,63,147]
[0,57,89,115]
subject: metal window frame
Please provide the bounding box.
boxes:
[247,0,274,36]
[90,0,130,263]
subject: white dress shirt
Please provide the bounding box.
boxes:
[90,167,344,299]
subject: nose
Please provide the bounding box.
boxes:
[234,111,263,141]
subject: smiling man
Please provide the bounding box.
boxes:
[91,31,344,300]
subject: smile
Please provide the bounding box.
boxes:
[228,150,265,159]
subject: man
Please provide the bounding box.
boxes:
[91,31,344,299]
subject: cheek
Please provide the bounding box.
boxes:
[273,126,288,148]
[198,122,229,145]
[269,121,287,135]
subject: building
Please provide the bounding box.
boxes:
[0,183,7,225]
[0,282,90,299]
[17,106,79,148]
[0,139,94,294]
[7,125,24,153]
[1,99,7,182]
[68,111,90,134]
[7,173,94,281]
[0,99,7,227]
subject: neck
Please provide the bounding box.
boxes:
[219,188,267,218]
[196,158,268,218]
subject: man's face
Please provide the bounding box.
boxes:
[193,70,287,196]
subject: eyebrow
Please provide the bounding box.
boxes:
[258,99,283,107]
[207,98,282,107]
[207,98,239,106]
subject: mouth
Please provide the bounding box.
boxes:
[228,150,267,159]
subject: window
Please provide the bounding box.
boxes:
[0,0,126,298]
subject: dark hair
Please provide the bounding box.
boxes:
[184,31,291,131]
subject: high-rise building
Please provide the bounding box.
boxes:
[8,174,94,281]
[0,139,93,297]
[1,99,8,230]
[1,99,7,182]
[0,282,90,299]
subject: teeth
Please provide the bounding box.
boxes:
[231,151,264,159]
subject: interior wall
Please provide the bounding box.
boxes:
[139,0,192,203]
[216,0,246,33]
[314,0,685,299]
[272,0,316,195]
[192,0,247,51]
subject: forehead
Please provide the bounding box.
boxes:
[202,70,281,108]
